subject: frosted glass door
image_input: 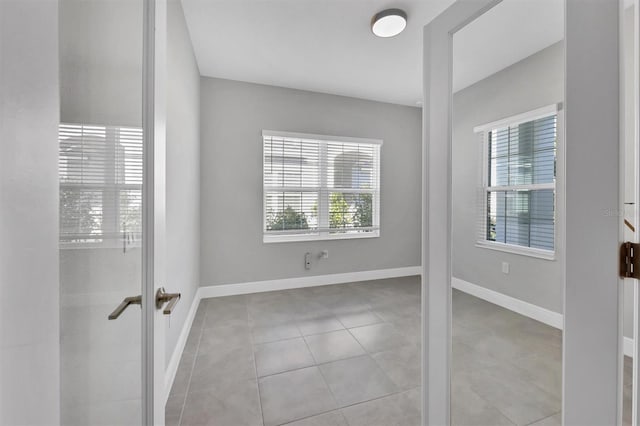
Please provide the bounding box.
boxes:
[59,1,145,424]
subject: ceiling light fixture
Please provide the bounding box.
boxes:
[371,8,407,38]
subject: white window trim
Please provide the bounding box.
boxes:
[262,130,382,243]
[476,103,562,260]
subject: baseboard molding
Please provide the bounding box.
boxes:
[625,336,634,358]
[452,277,563,329]
[163,266,421,401]
[164,290,200,403]
[199,266,422,299]
[453,277,635,357]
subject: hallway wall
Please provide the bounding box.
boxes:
[0,1,61,424]
[165,0,201,366]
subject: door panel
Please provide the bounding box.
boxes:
[59,1,145,424]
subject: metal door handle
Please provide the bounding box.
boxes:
[108,295,142,320]
[156,287,181,315]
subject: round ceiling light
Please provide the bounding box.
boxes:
[371,8,407,38]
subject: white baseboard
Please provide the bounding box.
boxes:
[164,290,200,403]
[452,277,635,357]
[625,336,634,358]
[163,266,421,401]
[199,266,422,299]
[452,277,564,329]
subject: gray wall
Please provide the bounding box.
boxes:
[165,0,201,365]
[200,78,422,286]
[452,42,564,314]
[0,1,61,424]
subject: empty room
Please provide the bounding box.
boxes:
[0,0,636,426]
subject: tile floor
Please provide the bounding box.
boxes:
[167,276,631,426]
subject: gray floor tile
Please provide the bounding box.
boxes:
[165,395,184,426]
[336,310,383,329]
[340,390,420,426]
[297,316,344,336]
[304,330,365,364]
[252,322,301,344]
[197,322,252,354]
[319,355,398,407]
[460,362,560,425]
[168,278,596,426]
[181,379,262,426]
[349,323,410,353]
[255,337,315,377]
[189,345,256,393]
[451,384,515,426]
[371,344,421,390]
[203,306,248,327]
[169,352,195,399]
[259,366,337,426]
[528,412,561,426]
[282,410,348,426]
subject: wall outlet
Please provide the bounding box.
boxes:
[321,250,329,259]
[305,252,312,270]
[502,262,510,274]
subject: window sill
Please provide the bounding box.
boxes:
[475,241,556,261]
[264,231,380,244]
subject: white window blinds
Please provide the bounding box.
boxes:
[263,131,381,242]
[59,123,143,245]
[478,108,557,254]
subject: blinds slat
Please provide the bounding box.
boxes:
[59,123,143,242]
[484,113,556,251]
[264,134,380,237]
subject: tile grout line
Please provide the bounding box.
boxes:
[247,296,267,426]
[300,330,341,415]
[176,304,207,426]
[524,411,561,426]
[277,385,423,426]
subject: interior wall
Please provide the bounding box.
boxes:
[452,42,564,314]
[0,1,61,424]
[199,78,422,286]
[165,0,201,365]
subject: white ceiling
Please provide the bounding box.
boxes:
[181,0,564,107]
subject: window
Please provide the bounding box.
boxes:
[59,123,143,247]
[476,105,558,258]
[263,131,381,243]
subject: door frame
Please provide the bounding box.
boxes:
[421,0,622,424]
[142,0,168,423]
[626,0,640,424]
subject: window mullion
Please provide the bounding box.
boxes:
[319,141,329,234]
[103,127,118,244]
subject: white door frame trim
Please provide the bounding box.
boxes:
[421,2,502,424]
[422,0,621,424]
[142,0,168,423]
[141,0,156,422]
[626,0,640,424]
